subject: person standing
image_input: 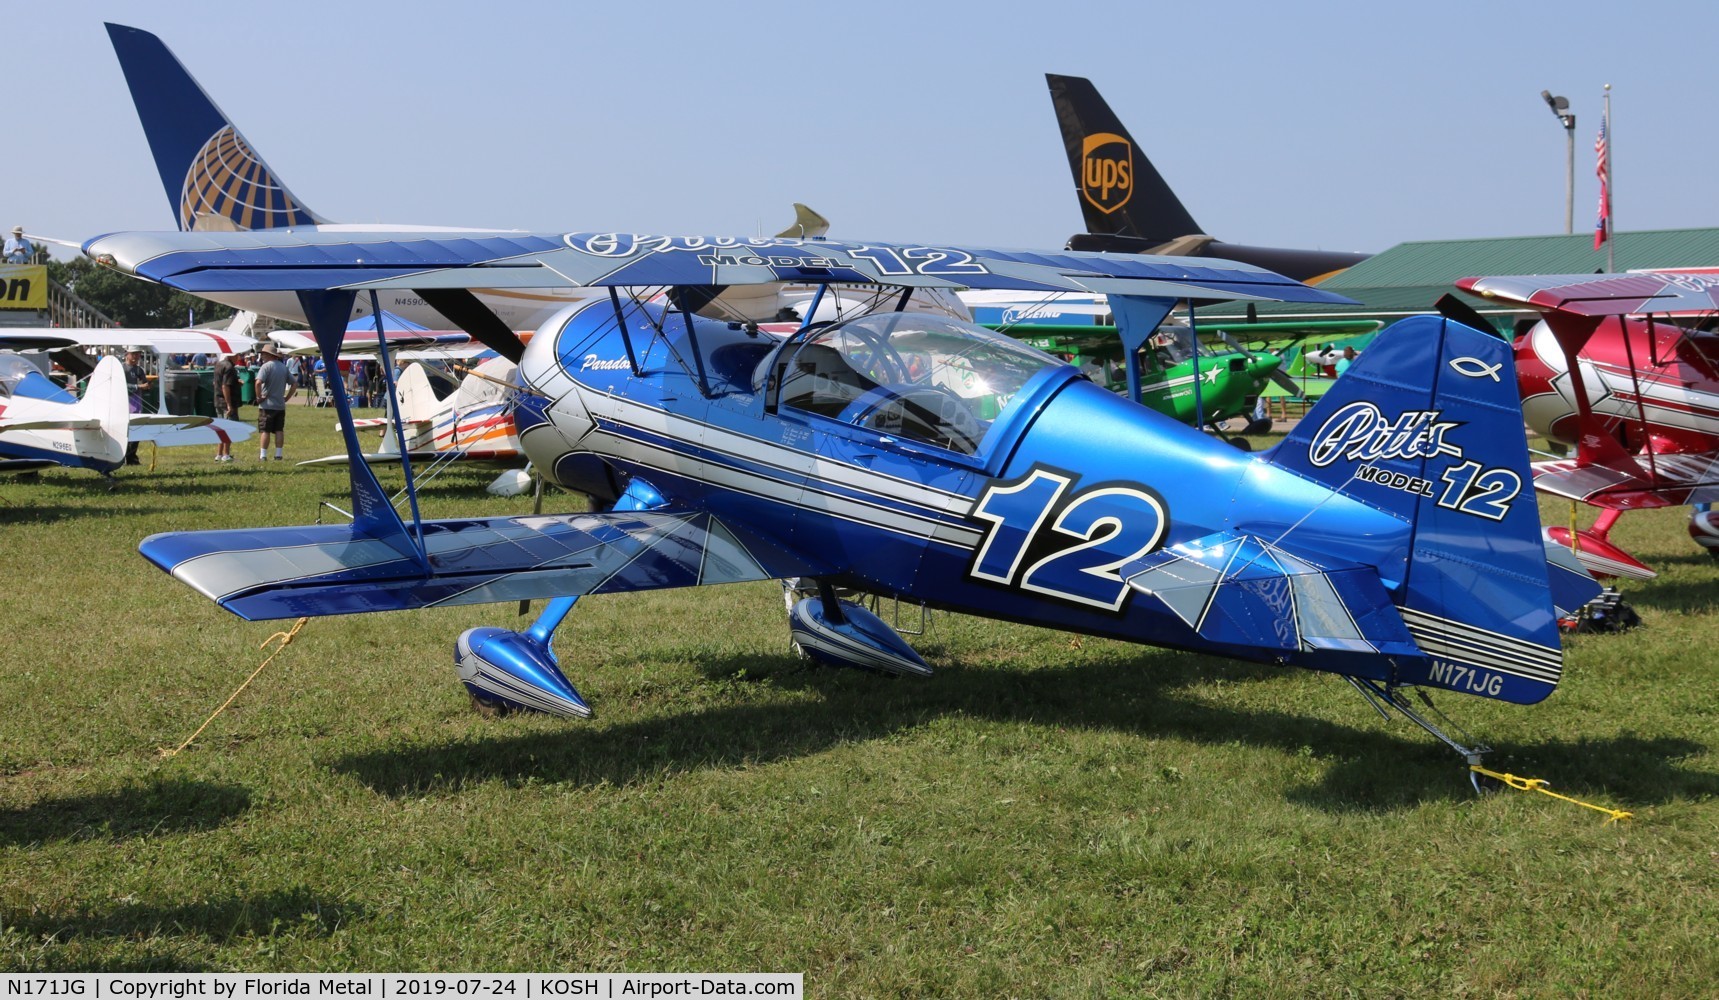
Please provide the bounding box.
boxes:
[212,350,242,463]
[254,342,295,460]
[3,226,33,263]
[121,347,150,466]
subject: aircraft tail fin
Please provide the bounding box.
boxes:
[775,203,830,239]
[1045,73,1202,242]
[1262,314,1593,703]
[106,23,325,232]
[394,363,442,433]
[74,356,130,468]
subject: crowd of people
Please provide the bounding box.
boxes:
[78,345,401,465]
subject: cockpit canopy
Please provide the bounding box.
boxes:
[769,312,1061,455]
[0,355,45,399]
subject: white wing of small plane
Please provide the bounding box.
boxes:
[0,321,259,356]
[268,329,500,360]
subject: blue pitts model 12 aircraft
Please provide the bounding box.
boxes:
[84,227,1595,774]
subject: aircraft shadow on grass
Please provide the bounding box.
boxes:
[1615,558,1719,614]
[0,777,250,846]
[6,887,359,954]
[0,504,182,526]
[331,652,1719,812]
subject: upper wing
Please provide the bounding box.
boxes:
[1458,272,1719,318]
[0,334,80,352]
[86,229,1359,305]
[139,508,830,621]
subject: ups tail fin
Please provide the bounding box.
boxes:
[106,23,325,232]
[1265,314,1593,704]
[1046,73,1202,241]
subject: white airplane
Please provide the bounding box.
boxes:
[0,315,261,454]
[300,357,527,470]
[0,340,245,476]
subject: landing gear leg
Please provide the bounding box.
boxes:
[452,476,667,718]
[1345,677,1496,793]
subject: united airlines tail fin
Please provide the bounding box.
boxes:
[1266,314,1593,704]
[106,23,325,232]
[1046,73,1203,243]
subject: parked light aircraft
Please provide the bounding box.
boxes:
[84,224,1600,773]
[0,326,255,475]
[300,358,528,469]
[964,290,1378,435]
[1458,271,1719,579]
[0,343,129,475]
[1047,74,1370,285]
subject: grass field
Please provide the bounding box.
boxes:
[3,413,1717,994]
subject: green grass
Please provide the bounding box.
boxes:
[2,414,1717,994]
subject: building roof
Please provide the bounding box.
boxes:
[1197,227,1719,326]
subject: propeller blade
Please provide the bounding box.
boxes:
[1268,370,1306,399]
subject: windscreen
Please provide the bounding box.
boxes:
[777,312,1059,455]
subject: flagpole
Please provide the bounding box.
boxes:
[1604,84,1614,272]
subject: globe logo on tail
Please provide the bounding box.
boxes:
[179,126,316,232]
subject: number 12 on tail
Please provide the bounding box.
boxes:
[969,468,1167,612]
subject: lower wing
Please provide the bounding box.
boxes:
[140,508,827,621]
[1533,452,1719,510]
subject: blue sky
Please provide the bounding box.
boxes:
[10,1,1715,259]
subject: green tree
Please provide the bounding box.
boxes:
[47,257,234,328]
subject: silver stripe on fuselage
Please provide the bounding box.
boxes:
[580,394,985,548]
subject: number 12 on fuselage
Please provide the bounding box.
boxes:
[969,468,1168,612]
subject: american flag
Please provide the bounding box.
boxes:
[1594,114,1611,250]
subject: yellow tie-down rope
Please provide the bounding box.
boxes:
[1470,765,1633,824]
[159,617,309,758]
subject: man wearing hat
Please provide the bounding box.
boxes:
[253,341,295,461]
[3,226,32,264]
[212,349,243,463]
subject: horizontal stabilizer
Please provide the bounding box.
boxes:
[1124,531,1419,659]
[140,509,825,621]
[0,417,101,432]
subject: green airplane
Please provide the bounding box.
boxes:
[990,319,1379,444]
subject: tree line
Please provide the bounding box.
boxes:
[44,257,236,328]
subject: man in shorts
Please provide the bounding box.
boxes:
[254,342,295,460]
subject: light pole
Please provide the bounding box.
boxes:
[1541,90,1575,234]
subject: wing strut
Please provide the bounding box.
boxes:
[298,288,429,572]
[412,288,526,364]
[607,288,643,376]
[1108,295,1178,405]
[369,291,428,537]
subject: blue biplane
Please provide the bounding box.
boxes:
[84,226,1596,775]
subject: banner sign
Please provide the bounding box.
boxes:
[0,263,47,309]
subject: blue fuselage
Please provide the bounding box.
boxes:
[514,302,1410,676]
